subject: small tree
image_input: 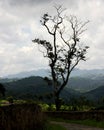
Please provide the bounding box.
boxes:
[32,5,89,111]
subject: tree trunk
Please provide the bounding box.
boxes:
[55,94,61,111]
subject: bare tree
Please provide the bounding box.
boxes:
[32,5,89,111]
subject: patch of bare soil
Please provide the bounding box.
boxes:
[51,121,104,130]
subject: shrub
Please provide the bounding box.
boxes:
[7,96,14,104]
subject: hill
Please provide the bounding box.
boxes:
[67,76,104,92]
[1,75,104,93]
[3,76,80,102]
[1,75,104,102]
[84,85,104,101]
[2,68,104,93]
[1,72,104,103]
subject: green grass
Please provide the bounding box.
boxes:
[46,123,66,130]
[49,118,104,128]
[67,119,104,128]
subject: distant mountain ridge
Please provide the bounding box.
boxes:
[4,69,49,79]
[70,68,104,78]
[4,68,104,79]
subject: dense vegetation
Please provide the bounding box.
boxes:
[1,76,104,106]
[1,76,79,102]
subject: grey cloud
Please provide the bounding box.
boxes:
[3,0,52,6]
[0,0,104,76]
[0,45,48,76]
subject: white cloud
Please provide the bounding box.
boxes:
[0,0,104,76]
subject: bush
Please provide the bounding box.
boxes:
[7,96,14,104]
[0,103,47,130]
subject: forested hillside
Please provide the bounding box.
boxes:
[84,85,104,100]
[67,76,104,92]
[1,75,104,102]
[3,76,79,102]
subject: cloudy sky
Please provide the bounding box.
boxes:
[0,0,104,77]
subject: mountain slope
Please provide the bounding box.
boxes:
[67,76,104,92]
[2,75,104,102]
[84,85,104,100]
[3,68,104,93]
[4,76,79,101]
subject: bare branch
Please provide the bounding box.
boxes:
[44,23,54,35]
[77,20,89,33]
[60,30,71,49]
[70,57,81,73]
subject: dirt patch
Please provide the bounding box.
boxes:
[51,121,104,130]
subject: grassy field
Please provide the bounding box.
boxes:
[49,118,104,128]
[67,119,104,128]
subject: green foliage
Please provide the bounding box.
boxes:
[39,103,49,111]
[47,104,56,111]
[0,99,11,106]
[7,96,14,104]
[14,99,27,104]
[39,102,93,111]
